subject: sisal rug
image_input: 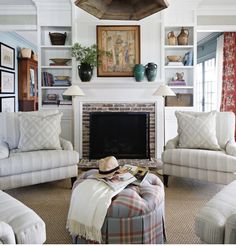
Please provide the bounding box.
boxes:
[6,174,224,244]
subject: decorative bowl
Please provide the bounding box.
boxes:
[167,55,182,62]
[50,58,71,65]
[54,76,70,80]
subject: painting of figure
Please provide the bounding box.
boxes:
[97,25,140,77]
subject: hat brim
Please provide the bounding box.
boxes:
[95,166,129,179]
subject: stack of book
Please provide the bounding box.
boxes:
[168,80,186,86]
[42,72,54,86]
[166,61,184,66]
[53,79,71,87]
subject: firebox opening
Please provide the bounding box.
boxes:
[89,112,150,159]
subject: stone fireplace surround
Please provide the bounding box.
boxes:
[82,103,155,158]
[73,83,164,162]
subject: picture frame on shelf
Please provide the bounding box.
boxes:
[0,43,15,70]
[0,70,15,94]
[0,96,15,112]
[97,25,140,77]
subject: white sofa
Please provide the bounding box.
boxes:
[162,111,236,186]
[0,110,79,190]
[0,190,46,244]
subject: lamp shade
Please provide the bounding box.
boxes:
[153,84,175,97]
[63,85,85,96]
[74,0,169,20]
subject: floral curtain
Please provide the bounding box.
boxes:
[220,32,236,138]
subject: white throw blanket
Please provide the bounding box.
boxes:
[66,179,125,243]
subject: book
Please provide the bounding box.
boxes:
[168,80,187,86]
[167,61,184,66]
[89,172,136,191]
[124,165,149,185]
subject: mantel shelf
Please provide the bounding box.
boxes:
[76,80,162,89]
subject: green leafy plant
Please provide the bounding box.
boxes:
[71,43,110,67]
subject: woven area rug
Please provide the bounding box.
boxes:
[6,174,224,244]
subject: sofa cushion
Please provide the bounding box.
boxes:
[18,112,62,152]
[162,148,236,173]
[0,110,60,150]
[0,149,79,177]
[175,111,220,150]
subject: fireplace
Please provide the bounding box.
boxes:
[89,112,150,159]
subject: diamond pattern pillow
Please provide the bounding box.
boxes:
[18,113,62,151]
[175,111,220,150]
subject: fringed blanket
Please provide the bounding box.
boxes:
[66,179,124,243]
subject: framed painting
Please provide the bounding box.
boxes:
[97,25,140,77]
[0,43,15,70]
[0,97,15,112]
[0,70,15,94]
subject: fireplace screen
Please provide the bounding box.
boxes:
[89,112,150,159]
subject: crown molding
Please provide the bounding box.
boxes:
[197,5,236,16]
[0,5,36,15]
[32,0,71,11]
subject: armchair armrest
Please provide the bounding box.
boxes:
[0,221,15,244]
[225,213,236,243]
[60,137,73,151]
[0,140,9,160]
[226,140,236,157]
[165,136,179,150]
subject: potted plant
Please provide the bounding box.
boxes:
[71,43,110,82]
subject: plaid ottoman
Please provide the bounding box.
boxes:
[72,169,165,244]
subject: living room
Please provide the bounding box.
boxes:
[0,0,236,244]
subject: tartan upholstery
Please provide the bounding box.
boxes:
[72,169,165,244]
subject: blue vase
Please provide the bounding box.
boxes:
[133,64,145,82]
[145,63,157,82]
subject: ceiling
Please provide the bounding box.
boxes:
[0,0,34,5]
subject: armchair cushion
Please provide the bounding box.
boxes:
[18,112,62,152]
[0,141,9,160]
[163,148,236,173]
[226,141,236,157]
[175,111,220,150]
[0,221,15,244]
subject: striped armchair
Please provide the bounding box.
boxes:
[162,111,236,186]
[0,110,79,190]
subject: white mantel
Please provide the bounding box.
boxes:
[73,83,165,159]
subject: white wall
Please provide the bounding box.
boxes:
[72,8,162,83]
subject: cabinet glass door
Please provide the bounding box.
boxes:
[29,67,35,97]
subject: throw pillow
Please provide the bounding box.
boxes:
[0,139,9,159]
[18,113,63,151]
[175,111,220,150]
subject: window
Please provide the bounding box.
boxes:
[196,58,216,112]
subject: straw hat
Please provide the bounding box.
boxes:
[96,156,127,179]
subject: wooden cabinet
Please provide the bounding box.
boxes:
[18,58,38,111]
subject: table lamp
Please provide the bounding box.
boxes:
[63,85,85,150]
[153,84,175,148]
